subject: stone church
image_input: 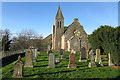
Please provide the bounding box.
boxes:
[52,5,90,54]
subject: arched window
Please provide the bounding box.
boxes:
[57,22,59,28]
[60,21,61,28]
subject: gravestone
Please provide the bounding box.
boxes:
[98,56,103,67]
[48,50,52,57]
[48,53,55,68]
[29,46,36,62]
[13,55,23,78]
[88,50,97,67]
[35,48,38,57]
[55,57,60,63]
[68,53,76,68]
[24,49,33,68]
[60,49,64,56]
[47,45,51,53]
[95,49,101,62]
[108,53,114,66]
[79,47,87,62]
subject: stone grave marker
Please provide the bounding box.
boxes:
[68,53,76,68]
[47,45,51,53]
[13,55,23,78]
[24,49,33,68]
[108,53,114,66]
[29,46,36,62]
[88,50,97,67]
[35,48,38,57]
[48,53,55,68]
[95,49,101,62]
[79,47,87,62]
[98,56,103,67]
[60,49,64,56]
[48,50,52,57]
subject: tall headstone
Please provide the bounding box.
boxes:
[13,55,23,78]
[29,46,36,62]
[47,45,51,53]
[108,53,114,66]
[88,50,97,67]
[68,53,76,68]
[79,47,87,62]
[48,53,55,68]
[95,49,101,62]
[24,49,33,68]
[35,48,38,57]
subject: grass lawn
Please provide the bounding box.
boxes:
[2,52,120,79]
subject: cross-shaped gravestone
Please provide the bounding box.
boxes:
[13,55,23,78]
[68,53,76,68]
[24,49,33,68]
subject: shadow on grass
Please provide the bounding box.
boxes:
[36,60,48,62]
[34,65,48,68]
[24,69,76,77]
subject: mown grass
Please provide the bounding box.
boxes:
[2,52,120,79]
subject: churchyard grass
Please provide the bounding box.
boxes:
[2,52,120,78]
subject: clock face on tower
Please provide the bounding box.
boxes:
[73,30,80,36]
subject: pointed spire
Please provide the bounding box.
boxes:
[55,5,64,19]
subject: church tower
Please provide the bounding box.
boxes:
[52,5,64,51]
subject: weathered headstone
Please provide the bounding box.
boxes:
[35,48,38,57]
[24,49,33,68]
[108,53,114,66]
[48,53,55,68]
[88,50,97,67]
[13,55,23,78]
[29,46,36,62]
[79,47,87,62]
[68,53,76,68]
[95,49,101,62]
[55,57,60,63]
